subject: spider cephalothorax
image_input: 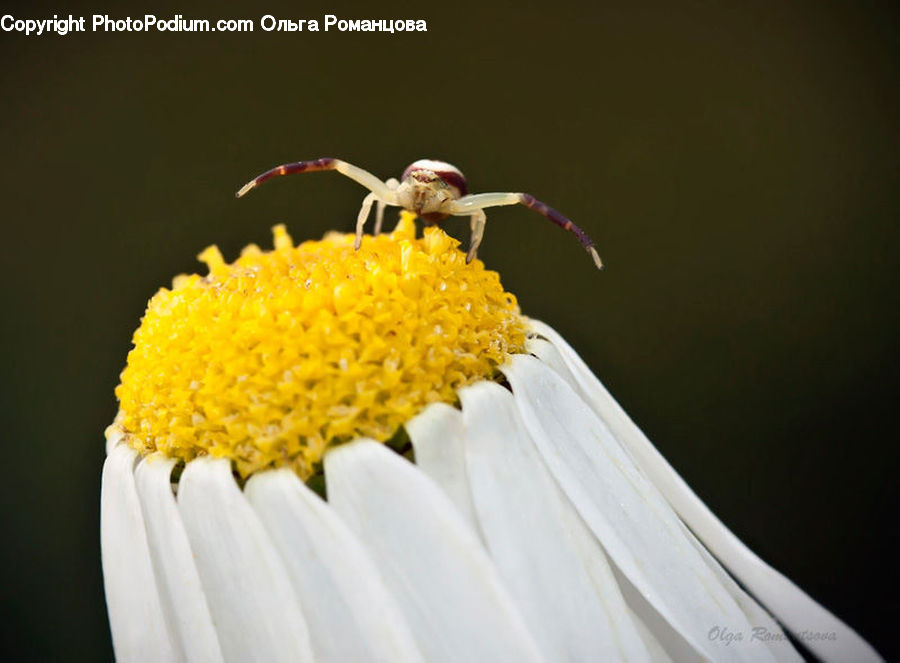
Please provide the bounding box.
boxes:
[395,159,467,224]
[237,157,602,269]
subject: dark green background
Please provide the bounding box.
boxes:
[1,0,897,659]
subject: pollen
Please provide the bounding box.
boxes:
[114,212,526,478]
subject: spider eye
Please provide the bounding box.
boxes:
[402,159,468,197]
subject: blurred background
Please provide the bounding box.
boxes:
[1,0,897,659]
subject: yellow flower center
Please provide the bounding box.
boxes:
[114,213,526,478]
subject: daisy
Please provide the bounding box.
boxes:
[102,213,881,662]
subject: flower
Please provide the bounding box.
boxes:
[101,213,881,662]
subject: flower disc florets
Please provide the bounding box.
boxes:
[114,213,526,478]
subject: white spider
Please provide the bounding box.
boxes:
[237,158,602,269]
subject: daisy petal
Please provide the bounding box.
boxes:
[177,457,314,663]
[458,381,651,662]
[504,354,766,662]
[105,425,125,455]
[614,569,711,661]
[683,523,802,662]
[406,402,480,532]
[100,445,177,662]
[245,468,424,663]
[325,439,545,663]
[560,506,675,660]
[525,337,585,396]
[134,455,224,663]
[528,318,883,662]
[628,607,675,663]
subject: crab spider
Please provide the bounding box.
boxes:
[236,158,603,269]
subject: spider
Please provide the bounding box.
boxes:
[236,158,603,269]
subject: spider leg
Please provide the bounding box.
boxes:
[374,178,400,235]
[355,192,378,250]
[449,192,521,212]
[236,158,397,203]
[448,192,603,270]
[466,210,487,263]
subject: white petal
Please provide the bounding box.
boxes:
[557,497,678,660]
[684,523,803,662]
[629,609,675,663]
[528,318,884,662]
[245,468,423,663]
[614,569,709,661]
[134,455,224,663]
[177,457,314,663]
[528,336,796,660]
[503,354,767,662]
[525,337,585,395]
[105,423,125,455]
[458,381,651,662]
[406,402,480,532]
[100,445,178,662]
[325,439,545,663]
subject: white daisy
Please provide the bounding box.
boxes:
[102,213,881,662]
